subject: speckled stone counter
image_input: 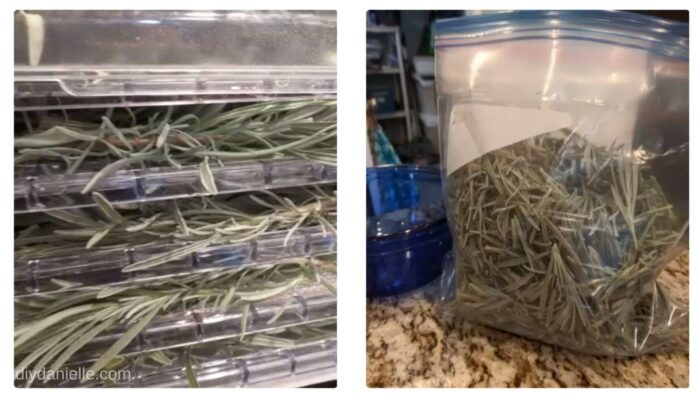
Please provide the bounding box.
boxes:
[367,253,688,388]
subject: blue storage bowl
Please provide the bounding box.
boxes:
[366,165,452,297]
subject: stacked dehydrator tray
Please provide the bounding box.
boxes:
[14,11,337,388]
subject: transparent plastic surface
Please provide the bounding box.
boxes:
[55,336,336,388]
[15,94,337,112]
[435,11,688,356]
[15,157,335,213]
[14,11,337,97]
[15,181,337,301]
[15,227,336,295]
[15,262,337,384]
[130,339,336,388]
[66,281,336,362]
[14,100,337,212]
[14,69,336,99]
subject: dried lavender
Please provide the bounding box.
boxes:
[447,132,688,355]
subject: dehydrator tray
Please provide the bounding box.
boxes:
[15,257,336,377]
[15,227,336,295]
[128,337,337,388]
[16,281,337,388]
[16,280,336,361]
[15,98,337,213]
[34,325,337,388]
[15,94,338,111]
[16,157,336,213]
[15,11,337,98]
[15,184,336,256]
[14,67,337,99]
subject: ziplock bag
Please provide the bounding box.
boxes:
[435,11,688,356]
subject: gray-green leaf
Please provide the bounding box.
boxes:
[236,276,303,302]
[122,235,220,272]
[82,155,150,194]
[199,157,218,195]
[92,192,125,223]
[219,285,236,312]
[48,316,118,374]
[156,123,171,149]
[85,298,163,379]
[86,224,115,249]
[15,304,98,349]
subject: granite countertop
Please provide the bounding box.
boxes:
[367,252,689,388]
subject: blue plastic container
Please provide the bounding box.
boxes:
[366,166,452,297]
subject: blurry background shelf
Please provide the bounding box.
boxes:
[374,110,406,120]
[366,25,414,142]
[367,25,399,33]
[366,67,400,75]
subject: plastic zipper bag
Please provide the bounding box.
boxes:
[435,11,688,356]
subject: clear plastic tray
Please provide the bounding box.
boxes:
[15,157,337,213]
[15,93,337,111]
[58,280,336,363]
[132,339,336,388]
[15,226,337,295]
[14,11,337,98]
[59,337,336,388]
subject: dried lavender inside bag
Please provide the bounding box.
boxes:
[446,131,688,355]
